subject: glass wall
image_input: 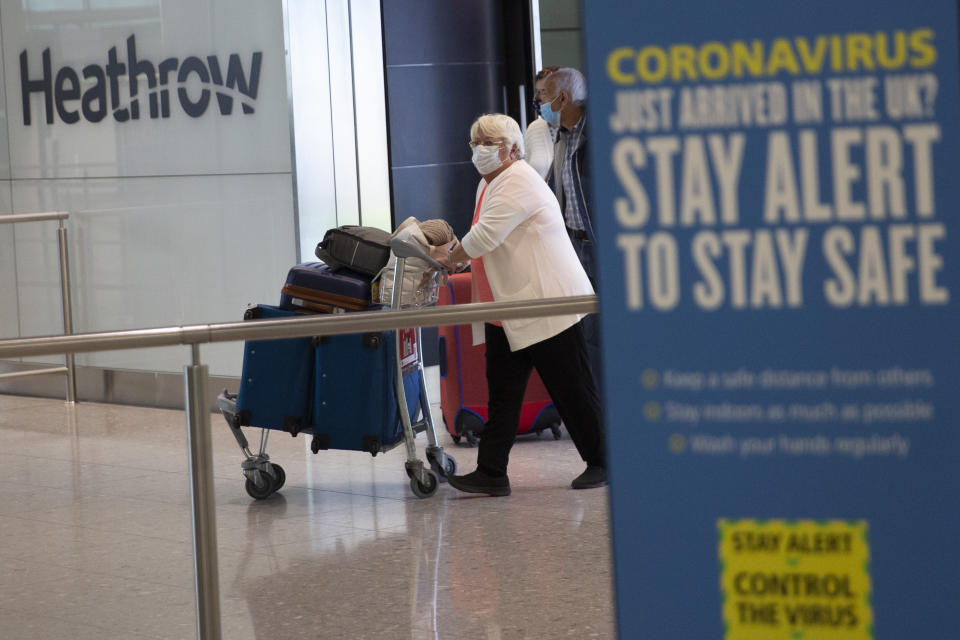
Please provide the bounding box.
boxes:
[0,0,389,390]
[538,0,583,71]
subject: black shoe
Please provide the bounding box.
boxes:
[448,469,511,497]
[571,465,607,490]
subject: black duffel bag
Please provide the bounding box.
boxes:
[314,225,392,277]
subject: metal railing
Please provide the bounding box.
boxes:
[0,294,598,640]
[0,211,76,402]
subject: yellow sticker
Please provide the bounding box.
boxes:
[718,519,873,639]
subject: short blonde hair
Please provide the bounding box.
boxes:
[469,113,525,159]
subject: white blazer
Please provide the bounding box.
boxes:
[460,160,594,351]
[523,117,555,180]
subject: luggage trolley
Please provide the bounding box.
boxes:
[216,236,457,499]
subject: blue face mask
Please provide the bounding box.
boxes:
[540,95,561,126]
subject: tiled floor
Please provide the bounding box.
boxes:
[0,391,615,639]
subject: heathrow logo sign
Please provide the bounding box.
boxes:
[20,34,262,125]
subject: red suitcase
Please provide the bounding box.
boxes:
[437,272,561,445]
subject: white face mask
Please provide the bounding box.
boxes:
[471,144,503,175]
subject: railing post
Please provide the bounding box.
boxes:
[57,218,77,403]
[184,344,221,640]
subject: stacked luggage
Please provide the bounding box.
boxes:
[217,224,456,500]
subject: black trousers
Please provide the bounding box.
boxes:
[477,321,606,478]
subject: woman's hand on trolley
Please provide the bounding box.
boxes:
[430,240,468,273]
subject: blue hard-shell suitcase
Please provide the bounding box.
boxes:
[236,305,314,434]
[310,329,422,455]
[279,262,377,313]
[234,306,423,454]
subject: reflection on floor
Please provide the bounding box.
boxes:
[0,394,615,639]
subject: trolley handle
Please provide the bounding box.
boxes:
[390,237,449,273]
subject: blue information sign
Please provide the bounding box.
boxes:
[582,2,960,638]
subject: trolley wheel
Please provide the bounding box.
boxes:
[428,452,457,480]
[465,430,479,447]
[410,469,439,499]
[245,472,275,500]
[551,425,563,440]
[269,464,286,491]
[442,455,457,477]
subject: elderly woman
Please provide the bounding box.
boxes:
[440,113,606,496]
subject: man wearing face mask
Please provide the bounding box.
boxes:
[540,67,603,392]
[436,113,607,496]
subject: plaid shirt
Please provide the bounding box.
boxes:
[557,115,587,232]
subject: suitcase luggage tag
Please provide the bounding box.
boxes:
[399,328,418,376]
